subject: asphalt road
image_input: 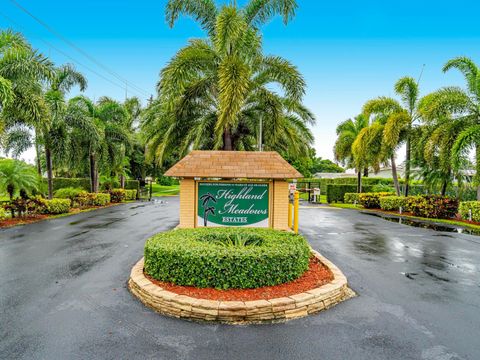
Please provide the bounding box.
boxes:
[1,198,479,360]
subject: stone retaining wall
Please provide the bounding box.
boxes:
[128,250,354,324]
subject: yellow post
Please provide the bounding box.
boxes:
[293,191,299,234]
[288,202,293,229]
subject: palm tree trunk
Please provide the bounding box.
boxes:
[363,167,369,177]
[441,179,448,197]
[34,129,42,176]
[391,155,400,196]
[89,154,96,193]
[45,147,53,199]
[223,127,233,151]
[476,145,480,201]
[404,136,411,196]
[120,174,125,189]
[357,170,362,193]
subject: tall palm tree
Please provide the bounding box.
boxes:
[143,0,313,164]
[419,57,480,200]
[65,96,130,192]
[334,114,369,192]
[362,77,422,196]
[0,158,39,200]
[42,64,87,198]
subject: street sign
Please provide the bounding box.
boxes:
[197,182,269,227]
[289,183,297,193]
[313,188,320,196]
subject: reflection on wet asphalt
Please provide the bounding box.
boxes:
[1,200,479,359]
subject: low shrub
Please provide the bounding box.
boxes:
[144,228,311,289]
[344,193,359,204]
[326,184,373,203]
[92,193,110,206]
[0,207,8,220]
[459,201,480,222]
[125,180,140,191]
[406,195,458,219]
[3,196,45,217]
[42,198,70,214]
[380,196,407,211]
[359,192,395,209]
[74,192,111,207]
[54,187,86,206]
[124,189,137,200]
[108,189,125,203]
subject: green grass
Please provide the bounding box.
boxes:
[328,203,362,209]
[151,184,180,197]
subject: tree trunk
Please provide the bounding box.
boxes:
[391,155,401,196]
[34,129,42,176]
[363,167,369,177]
[476,145,480,201]
[223,127,233,151]
[441,179,448,197]
[89,154,97,193]
[404,135,411,196]
[45,147,53,199]
[357,170,362,193]
[120,174,125,189]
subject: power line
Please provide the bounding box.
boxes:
[9,0,150,97]
[0,10,136,96]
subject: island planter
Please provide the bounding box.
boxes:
[128,249,354,324]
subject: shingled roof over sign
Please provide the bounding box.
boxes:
[164,151,303,179]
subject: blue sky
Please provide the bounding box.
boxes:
[1,0,480,163]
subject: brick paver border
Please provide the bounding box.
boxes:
[128,250,355,324]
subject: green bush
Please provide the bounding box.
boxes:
[380,196,407,211]
[51,178,91,191]
[125,180,140,190]
[42,198,70,214]
[0,207,8,220]
[458,201,480,222]
[144,228,311,289]
[406,195,458,219]
[344,193,359,204]
[75,192,110,207]
[327,184,373,203]
[54,187,86,206]
[359,192,395,209]
[156,176,179,186]
[92,193,110,206]
[124,189,137,200]
[372,184,396,193]
[108,189,125,203]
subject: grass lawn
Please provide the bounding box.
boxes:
[151,184,180,197]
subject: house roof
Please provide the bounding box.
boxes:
[165,150,303,179]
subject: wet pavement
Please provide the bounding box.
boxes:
[1,198,479,359]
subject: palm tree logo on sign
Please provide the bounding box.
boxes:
[200,192,217,226]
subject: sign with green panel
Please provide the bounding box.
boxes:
[197,182,269,227]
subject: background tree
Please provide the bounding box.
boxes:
[0,158,39,200]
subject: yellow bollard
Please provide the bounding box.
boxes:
[293,191,299,234]
[288,202,293,229]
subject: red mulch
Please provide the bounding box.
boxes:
[374,209,480,227]
[144,257,334,301]
[0,214,49,228]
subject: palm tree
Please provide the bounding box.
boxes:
[0,158,39,200]
[362,77,422,196]
[42,64,87,198]
[65,96,131,192]
[333,114,369,192]
[419,57,480,200]
[142,0,313,164]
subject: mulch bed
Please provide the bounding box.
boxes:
[144,257,334,301]
[371,209,480,227]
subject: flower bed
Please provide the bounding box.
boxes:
[144,228,311,289]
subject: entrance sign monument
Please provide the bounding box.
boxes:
[165,151,303,230]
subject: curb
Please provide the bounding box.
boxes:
[128,250,355,324]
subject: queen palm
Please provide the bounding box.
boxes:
[333,114,369,192]
[419,57,480,200]
[362,77,422,196]
[143,0,313,164]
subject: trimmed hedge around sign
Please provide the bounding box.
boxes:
[42,198,71,214]
[406,195,458,219]
[379,196,407,211]
[327,184,373,203]
[358,192,395,209]
[144,228,311,290]
[459,201,480,222]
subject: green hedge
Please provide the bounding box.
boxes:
[459,201,480,222]
[51,178,91,191]
[54,187,86,206]
[42,199,70,214]
[344,193,359,204]
[379,196,407,211]
[327,184,373,203]
[108,189,126,203]
[125,189,137,200]
[125,180,140,190]
[0,207,8,220]
[358,192,395,209]
[406,195,458,219]
[144,228,311,290]
[75,192,110,207]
